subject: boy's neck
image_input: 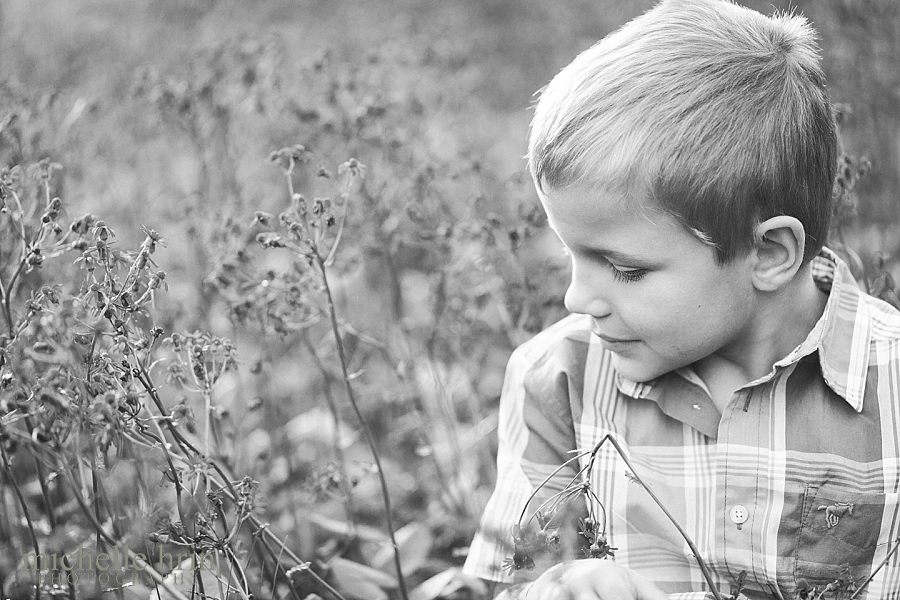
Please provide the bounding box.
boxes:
[693,263,829,413]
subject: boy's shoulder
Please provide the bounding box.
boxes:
[510,312,595,366]
[507,313,630,400]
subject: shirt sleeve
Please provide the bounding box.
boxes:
[463,337,587,583]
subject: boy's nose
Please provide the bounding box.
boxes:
[564,278,612,318]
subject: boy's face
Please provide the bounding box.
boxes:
[542,183,757,383]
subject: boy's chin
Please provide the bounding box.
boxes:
[609,353,669,383]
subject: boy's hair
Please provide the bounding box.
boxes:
[528,0,837,265]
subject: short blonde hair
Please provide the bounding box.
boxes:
[529,0,836,264]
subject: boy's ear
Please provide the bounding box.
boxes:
[750,216,806,292]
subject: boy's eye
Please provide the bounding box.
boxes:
[610,265,647,283]
[563,245,649,283]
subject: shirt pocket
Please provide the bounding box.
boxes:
[795,485,898,584]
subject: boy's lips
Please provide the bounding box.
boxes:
[597,337,640,353]
[591,329,640,345]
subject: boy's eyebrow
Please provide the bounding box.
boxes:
[568,243,646,264]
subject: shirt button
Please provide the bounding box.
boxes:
[730,505,749,524]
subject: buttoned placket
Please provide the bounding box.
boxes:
[717,386,761,587]
[656,368,787,597]
[714,366,796,599]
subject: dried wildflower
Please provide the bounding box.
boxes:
[70,213,98,235]
[148,270,167,291]
[253,211,275,226]
[578,517,596,541]
[268,144,312,171]
[305,463,345,502]
[26,249,44,267]
[92,219,114,241]
[30,158,63,182]
[587,533,616,559]
[256,232,286,248]
[502,550,535,576]
[40,286,60,305]
[543,528,560,549]
[535,509,554,530]
[338,157,367,179]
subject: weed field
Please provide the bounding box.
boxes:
[0,1,897,599]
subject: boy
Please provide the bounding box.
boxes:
[463,1,900,599]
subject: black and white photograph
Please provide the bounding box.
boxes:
[0,1,898,599]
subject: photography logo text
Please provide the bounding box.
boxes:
[21,545,216,588]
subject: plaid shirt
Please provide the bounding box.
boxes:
[464,249,900,599]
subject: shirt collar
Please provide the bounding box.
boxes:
[615,247,872,414]
[794,246,872,412]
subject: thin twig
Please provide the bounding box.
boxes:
[517,450,593,527]
[90,452,107,597]
[849,536,900,599]
[278,157,409,600]
[0,444,41,600]
[300,332,356,527]
[24,416,56,529]
[255,532,309,600]
[317,251,410,600]
[593,435,723,600]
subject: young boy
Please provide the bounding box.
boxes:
[463,1,900,599]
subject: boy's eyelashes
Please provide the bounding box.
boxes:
[610,264,648,283]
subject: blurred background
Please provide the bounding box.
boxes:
[2,0,898,245]
[0,1,897,598]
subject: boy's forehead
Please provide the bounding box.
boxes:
[540,182,667,225]
[540,182,700,256]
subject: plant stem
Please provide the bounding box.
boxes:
[90,454,106,597]
[130,361,337,596]
[315,251,410,600]
[57,453,192,600]
[140,424,191,530]
[24,416,56,529]
[595,435,724,600]
[300,333,357,527]
[517,450,592,527]
[255,532,311,600]
[849,536,900,599]
[222,544,253,599]
[0,260,25,338]
[0,444,41,600]
[0,272,13,338]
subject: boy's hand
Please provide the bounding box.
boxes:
[498,559,669,600]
